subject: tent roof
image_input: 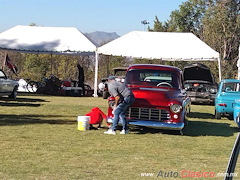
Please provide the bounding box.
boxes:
[97,31,219,61]
[0,25,96,55]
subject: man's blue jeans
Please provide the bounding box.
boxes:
[111,95,135,131]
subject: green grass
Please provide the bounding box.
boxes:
[0,93,239,180]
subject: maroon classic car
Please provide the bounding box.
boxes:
[107,64,191,132]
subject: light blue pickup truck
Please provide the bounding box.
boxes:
[215,79,240,120]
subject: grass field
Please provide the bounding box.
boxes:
[0,93,239,180]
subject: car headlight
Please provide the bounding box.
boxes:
[170,104,182,113]
[210,88,217,94]
[184,84,191,90]
[108,100,115,108]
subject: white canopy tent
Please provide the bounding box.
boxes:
[96,31,221,96]
[0,25,96,55]
[0,25,100,96]
[98,31,220,60]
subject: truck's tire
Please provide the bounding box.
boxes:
[9,86,18,100]
[215,110,221,119]
[103,91,109,99]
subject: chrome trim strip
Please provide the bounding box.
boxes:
[126,107,170,121]
[107,118,184,130]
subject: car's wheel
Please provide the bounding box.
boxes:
[186,105,191,115]
[184,117,189,126]
[27,81,38,93]
[103,91,109,99]
[9,86,18,100]
[215,110,221,119]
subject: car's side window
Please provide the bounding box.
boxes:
[222,82,240,92]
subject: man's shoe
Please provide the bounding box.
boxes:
[104,129,116,135]
[120,130,129,134]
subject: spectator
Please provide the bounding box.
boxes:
[104,76,135,135]
[77,64,85,96]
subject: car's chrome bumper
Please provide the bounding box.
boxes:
[107,118,184,130]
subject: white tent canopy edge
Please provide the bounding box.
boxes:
[0,25,96,55]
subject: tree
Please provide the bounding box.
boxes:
[148,16,169,32]
[98,55,128,79]
[149,0,240,80]
[203,0,240,78]
[204,0,240,61]
[149,0,207,36]
[19,54,50,81]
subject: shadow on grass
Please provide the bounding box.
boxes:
[0,96,48,107]
[18,92,48,97]
[183,120,238,137]
[188,112,214,119]
[129,120,238,137]
[191,102,214,106]
[0,114,76,126]
[0,102,42,107]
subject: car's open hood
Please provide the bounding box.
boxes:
[183,63,214,84]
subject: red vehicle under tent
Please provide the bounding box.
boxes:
[107,64,191,134]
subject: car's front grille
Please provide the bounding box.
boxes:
[126,107,170,121]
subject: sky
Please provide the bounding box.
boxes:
[0,0,187,36]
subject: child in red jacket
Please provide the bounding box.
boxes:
[85,107,107,130]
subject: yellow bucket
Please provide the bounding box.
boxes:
[77,116,90,131]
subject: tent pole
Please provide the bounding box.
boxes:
[218,57,222,82]
[93,51,99,97]
[238,46,240,80]
[2,51,7,70]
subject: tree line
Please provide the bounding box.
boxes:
[148,0,239,80]
[0,0,239,86]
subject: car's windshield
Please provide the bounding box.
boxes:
[222,82,240,92]
[125,69,179,89]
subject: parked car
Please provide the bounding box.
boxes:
[0,70,19,99]
[98,67,127,99]
[183,63,218,104]
[215,79,240,120]
[107,64,191,133]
